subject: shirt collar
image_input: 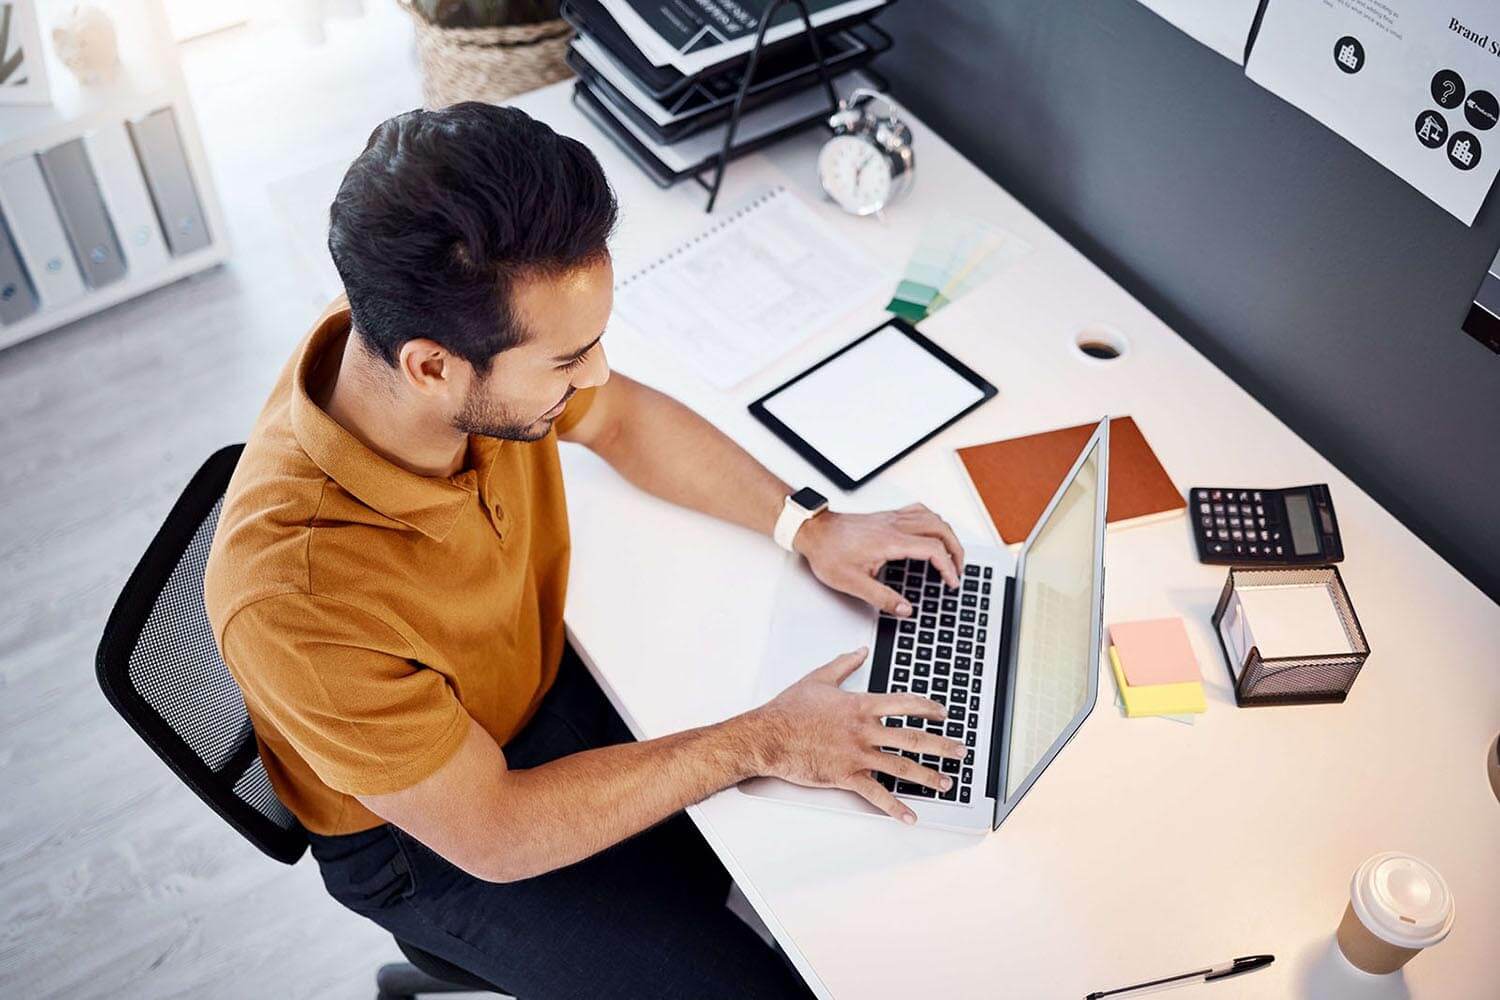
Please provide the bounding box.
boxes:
[289,300,482,542]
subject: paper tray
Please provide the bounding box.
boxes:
[1210,565,1371,707]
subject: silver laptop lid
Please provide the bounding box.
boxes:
[992,418,1110,829]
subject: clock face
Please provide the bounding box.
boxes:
[818,134,894,215]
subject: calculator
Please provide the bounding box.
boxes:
[1189,484,1343,565]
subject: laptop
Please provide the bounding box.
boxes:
[742,418,1109,833]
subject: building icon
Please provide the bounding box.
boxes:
[1418,115,1444,144]
[1338,42,1360,70]
[1452,138,1474,166]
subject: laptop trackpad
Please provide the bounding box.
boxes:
[756,554,878,704]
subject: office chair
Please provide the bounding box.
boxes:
[95,444,509,1000]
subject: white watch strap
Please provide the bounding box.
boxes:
[774,496,817,552]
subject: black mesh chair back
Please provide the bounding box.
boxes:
[96,444,309,864]
[96,445,503,997]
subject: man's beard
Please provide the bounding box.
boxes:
[453,381,571,442]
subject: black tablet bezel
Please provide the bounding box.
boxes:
[747,317,998,491]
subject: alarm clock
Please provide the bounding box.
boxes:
[817,88,914,216]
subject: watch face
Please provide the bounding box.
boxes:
[790,487,828,512]
[818,134,893,215]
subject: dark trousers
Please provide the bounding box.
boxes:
[308,643,811,999]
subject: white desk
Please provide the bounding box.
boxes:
[516,81,1500,1000]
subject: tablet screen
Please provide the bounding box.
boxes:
[759,323,987,483]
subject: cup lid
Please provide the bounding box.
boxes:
[1351,852,1455,949]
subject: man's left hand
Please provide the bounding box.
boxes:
[792,505,966,618]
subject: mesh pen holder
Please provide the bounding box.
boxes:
[1211,565,1370,707]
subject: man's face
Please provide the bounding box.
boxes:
[453,258,613,442]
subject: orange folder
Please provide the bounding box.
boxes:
[958,416,1185,544]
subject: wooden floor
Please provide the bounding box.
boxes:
[0,11,494,998]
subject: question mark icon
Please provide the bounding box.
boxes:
[1442,81,1457,103]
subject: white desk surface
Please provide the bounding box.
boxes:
[515,81,1500,1000]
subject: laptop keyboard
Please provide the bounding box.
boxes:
[868,558,994,804]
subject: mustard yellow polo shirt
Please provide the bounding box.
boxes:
[204,298,596,835]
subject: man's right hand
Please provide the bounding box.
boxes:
[746,647,967,825]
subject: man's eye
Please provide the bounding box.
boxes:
[559,346,591,372]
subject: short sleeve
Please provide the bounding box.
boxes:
[219,594,471,797]
[553,384,600,436]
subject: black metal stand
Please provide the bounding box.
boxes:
[698,0,840,212]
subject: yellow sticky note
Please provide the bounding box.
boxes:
[1109,646,1206,717]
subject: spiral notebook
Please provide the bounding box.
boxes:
[612,186,885,390]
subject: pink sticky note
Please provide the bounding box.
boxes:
[1108,618,1201,687]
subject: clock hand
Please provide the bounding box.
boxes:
[853,149,874,188]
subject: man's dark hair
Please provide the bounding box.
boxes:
[328,103,617,375]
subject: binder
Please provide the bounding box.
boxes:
[127,107,212,258]
[37,139,128,289]
[0,155,88,307]
[84,123,171,276]
[0,209,40,326]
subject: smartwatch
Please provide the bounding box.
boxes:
[774,487,829,552]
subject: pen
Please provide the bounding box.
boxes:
[1085,955,1275,999]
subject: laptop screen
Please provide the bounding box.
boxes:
[1003,435,1105,802]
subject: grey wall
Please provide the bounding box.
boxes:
[877,0,1500,602]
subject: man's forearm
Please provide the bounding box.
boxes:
[485,710,776,882]
[592,376,789,540]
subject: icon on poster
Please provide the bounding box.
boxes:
[1463,91,1497,132]
[1415,110,1448,149]
[1431,69,1465,109]
[1447,131,1481,170]
[1334,36,1364,74]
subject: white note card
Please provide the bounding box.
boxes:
[1234,583,1355,660]
[761,323,985,482]
[612,187,886,390]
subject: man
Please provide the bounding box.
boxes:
[205,103,967,998]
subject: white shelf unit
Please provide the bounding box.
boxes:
[0,0,228,352]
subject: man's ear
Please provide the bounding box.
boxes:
[397,338,460,397]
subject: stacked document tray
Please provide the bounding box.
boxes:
[565,0,895,186]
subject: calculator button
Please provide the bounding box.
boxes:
[1210,542,1226,554]
[1215,517,1227,528]
[1253,491,1262,501]
[1199,502,1210,513]
[1255,505,1264,516]
[1234,544,1245,554]
[1212,504,1225,514]
[1260,531,1269,541]
[1248,545,1259,554]
[1228,517,1241,527]
[1231,530,1243,540]
[1275,545,1284,556]
[1217,530,1229,540]
[1211,490,1223,500]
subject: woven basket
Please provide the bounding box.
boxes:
[402,4,574,109]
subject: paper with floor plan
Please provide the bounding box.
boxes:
[611,185,885,390]
[1133,0,1261,64]
[1246,0,1500,224]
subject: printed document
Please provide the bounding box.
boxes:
[1247,0,1500,224]
[612,186,885,389]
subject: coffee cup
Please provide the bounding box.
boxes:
[1336,852,1454,975]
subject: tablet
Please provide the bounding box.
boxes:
[749,318,997,490]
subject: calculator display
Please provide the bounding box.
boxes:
[1284,493,1320,556]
